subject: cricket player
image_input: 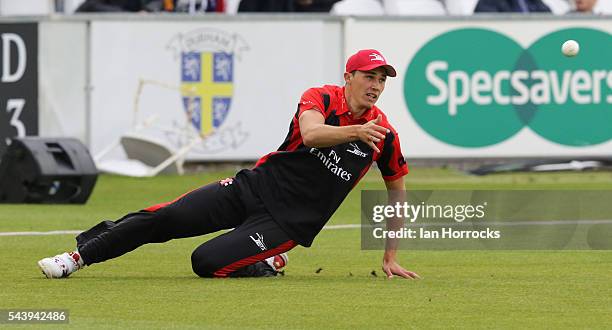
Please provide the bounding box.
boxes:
[38,49,420,280]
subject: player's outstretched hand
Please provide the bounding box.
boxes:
[382,259,421,280]
[358,114,389,153]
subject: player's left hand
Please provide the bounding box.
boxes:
[382,259,421,280]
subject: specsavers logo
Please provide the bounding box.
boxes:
[404,28,612,147]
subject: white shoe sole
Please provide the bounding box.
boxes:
[37,259,54,279]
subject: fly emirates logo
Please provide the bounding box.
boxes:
[309,148,353,181]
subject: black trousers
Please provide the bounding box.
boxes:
[76,177,297,277]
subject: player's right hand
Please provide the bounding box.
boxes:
[358,114,389,153]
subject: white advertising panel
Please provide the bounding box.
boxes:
[38,21,88,143]
[89,20,342,161]
[346,19,612,158]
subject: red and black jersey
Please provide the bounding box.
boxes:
[237,85,408,247]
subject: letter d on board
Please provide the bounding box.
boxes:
[2,33,26,83]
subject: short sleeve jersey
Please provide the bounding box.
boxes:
[238,85,408,247]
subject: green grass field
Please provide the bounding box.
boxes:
[1,168,611,329]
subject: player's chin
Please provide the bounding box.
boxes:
[362,98,376,108]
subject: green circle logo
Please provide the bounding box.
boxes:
[404,27,612,147]
[524,28,612,146]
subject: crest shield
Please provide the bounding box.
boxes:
[180,51,233,134]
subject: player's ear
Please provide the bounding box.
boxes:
[344,72,353,85]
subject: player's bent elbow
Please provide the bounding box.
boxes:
[301,132,317,148]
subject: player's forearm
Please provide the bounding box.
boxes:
[383,248,398,262]
[384,217,401,264]
[301,124,359,148]
[384,182,406,260]
[384,218,401,256]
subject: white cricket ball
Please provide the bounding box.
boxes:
[562,40,580,57]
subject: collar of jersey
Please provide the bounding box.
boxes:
[338,87,377,122]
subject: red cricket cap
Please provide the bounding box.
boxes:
[345,49,397,77]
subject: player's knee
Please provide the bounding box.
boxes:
[190,249,215,277]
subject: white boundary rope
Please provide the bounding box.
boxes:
[2,220,612,236]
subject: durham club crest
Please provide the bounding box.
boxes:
[167,28,249,151]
